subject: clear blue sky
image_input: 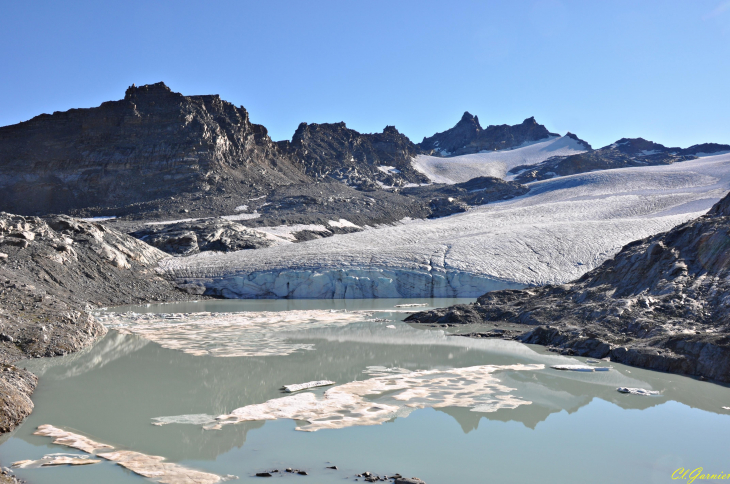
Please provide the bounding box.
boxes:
[1,0,728,148]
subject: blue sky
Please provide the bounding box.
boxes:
[1,0,728,148]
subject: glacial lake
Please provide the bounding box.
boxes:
[2,298,730,484]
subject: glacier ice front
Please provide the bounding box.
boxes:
[179,267,524,299]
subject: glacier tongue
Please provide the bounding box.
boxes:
[162,153,730,299]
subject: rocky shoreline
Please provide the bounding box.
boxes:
[406,192,730,383]
[0,213,200,435]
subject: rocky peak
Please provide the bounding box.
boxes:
[679,143,730,156]
[419,113,557,156]
[282,121,427,189]
[564,132,593,150]
[608,137,678,155]
[124,81,175,101]
[457,111,482,129]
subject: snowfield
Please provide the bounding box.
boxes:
[161,153,730,298]
[412,135,588,183]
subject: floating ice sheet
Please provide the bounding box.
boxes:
[34,425,114,453]
[32,425,226,483]
[617,387,661,396]
[98,309,373,357]
[98,450,224,484]
[12,454,101,468]
[283,380,335,393]
[551,365,612,372]
[182,364,545,432]
[151,414,218,426]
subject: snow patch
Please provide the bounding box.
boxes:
[80,216,117,222]
[222,212,261,221]
[328,219,359,229]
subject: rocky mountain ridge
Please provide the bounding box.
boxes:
[406,191,730,382]
[0,82,307,216]
[419,112,559,156]
[512,137,730,183]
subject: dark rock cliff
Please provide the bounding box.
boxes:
[407,191,730,382]
[278,122,428,189]
[0,82,306,215]
[419,112,558,156]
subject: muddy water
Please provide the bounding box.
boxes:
[1,298,729,484]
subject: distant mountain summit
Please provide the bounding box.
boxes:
[419,112,559,156]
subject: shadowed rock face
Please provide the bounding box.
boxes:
[277,122,428,189]
[130,218,275,256]
[0,82,306,215]
[419,112,558,156]
[407,192,730,382]
[510,137,728,183]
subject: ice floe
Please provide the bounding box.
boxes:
[32,425,227,483]
[617,387,661,396]
[189,364,544,432]
[34,425,113,453]
[151,414,218,426]
[97,309,373,357]
[12,454,101,468]
[551,365,612,372]
[283,380,335,392]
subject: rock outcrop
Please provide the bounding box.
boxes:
[511,137,711,183]
[419,112,558,156]
[0,212,194,432]
[402,176,529,218]
[278,122,428,189]
[406,191,730,382]
[130,218,275,256]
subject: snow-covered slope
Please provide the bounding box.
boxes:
[161,153,730,298]
[413,135,588,184]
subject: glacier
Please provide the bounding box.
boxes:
[161,152,730,299]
